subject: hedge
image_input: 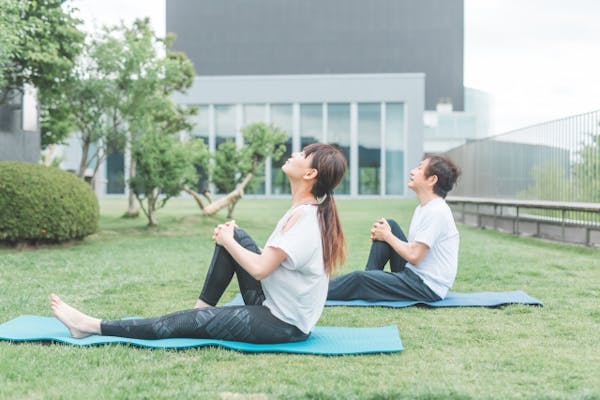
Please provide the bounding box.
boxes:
[0,161,99,243]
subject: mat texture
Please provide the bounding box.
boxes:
[227,290,543,308]
[0,315,402,355]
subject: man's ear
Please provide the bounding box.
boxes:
[304,168,318,180]
[427,174,438,187]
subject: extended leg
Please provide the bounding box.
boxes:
[101,305,307,344]
[328,269,440,302]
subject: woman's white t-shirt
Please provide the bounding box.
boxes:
[404,197,460,298]
[261,204,327,334]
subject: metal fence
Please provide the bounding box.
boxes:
[445,110,600,239]
[446,110,600,202]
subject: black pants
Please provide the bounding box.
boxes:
[327,219,441,302]
[101,229,308,344]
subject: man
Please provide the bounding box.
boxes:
[328,155,461,302]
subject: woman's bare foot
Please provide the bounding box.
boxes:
[195,299,212,309]
[50,293,101,339]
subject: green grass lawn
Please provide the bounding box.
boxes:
[1,198,599,399]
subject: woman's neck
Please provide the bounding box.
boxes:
[290,185,317,207]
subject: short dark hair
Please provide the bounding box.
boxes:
[424,155,461,198]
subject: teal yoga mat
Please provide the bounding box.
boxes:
[227,290,543,308]
[0,315,403,355]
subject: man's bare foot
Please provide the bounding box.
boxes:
[50,293,101,339]
[195,299,212,309]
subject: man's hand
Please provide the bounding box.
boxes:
[370,218,391,242]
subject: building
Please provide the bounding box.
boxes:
[0,86,40,164]
[423,87,493,154]
[63,0,469,197]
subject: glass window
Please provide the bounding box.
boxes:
[106,151,125,194]
[358,103,381,195]
[243,104,266,194]
[243,104,265,125]
[386,103,405,195]
[191,105,209,145]
[327,103,351,194]
[300,103,322,149]
[190,105,210,193]
[215,105,236,194]
[215,105,236,148]
[270,104,293,195]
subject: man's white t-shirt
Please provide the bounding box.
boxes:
[405,197,459,298]
[261,204,327,334]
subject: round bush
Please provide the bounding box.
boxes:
[0,161,99,244]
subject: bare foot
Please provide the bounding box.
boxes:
[50,293,101,338]
[195,299,212,309]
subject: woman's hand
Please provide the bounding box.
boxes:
[213,220,236,246]
[370,218,391,242]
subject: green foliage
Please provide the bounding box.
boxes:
[520,133,600,203]
[42,18,197,179]
[518,161,573,201]
[0,0,21,91]
[212,122,287,194]
[0,0,84,103]
[129,135,205,226]
[1,198,600,398]
[0,161,99,243]
[213,140,247,194]
[573,133,600,202]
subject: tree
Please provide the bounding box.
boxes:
[0,0,21,92]
[0,0,84,105]
[518,161,572,202]
[115,23,197,216]
[186,122,287,218]
[48,53,125,181]
[42,18,196,198]
[129,134,206,226]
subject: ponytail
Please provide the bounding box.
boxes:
[317,193,346,276]
[303,143,347,276]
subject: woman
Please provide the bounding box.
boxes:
[328,155,460,302]
[51,143,347,344]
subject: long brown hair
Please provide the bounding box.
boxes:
[303,143,347,275]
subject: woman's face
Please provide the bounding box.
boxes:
[282,151,314,179]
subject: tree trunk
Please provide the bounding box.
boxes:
[43,144,56,166]
[78,138,91,178]
[147,188,159,227]
[126,152,139,217]
[183,187,207,210]
[201,173,253,216]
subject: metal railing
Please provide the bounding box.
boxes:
[446,196,600,246]
[444,110,600,245]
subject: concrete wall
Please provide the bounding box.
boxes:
[167,0,464,111]
[0,102,40,164]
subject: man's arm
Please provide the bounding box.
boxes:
[371,218,429,266]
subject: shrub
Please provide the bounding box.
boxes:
[0,161,99,244]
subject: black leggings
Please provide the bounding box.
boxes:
[101,229,308,344]
[327,219,441,302]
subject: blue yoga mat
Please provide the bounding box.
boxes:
[0,315,403,355]
[227,290,543,308]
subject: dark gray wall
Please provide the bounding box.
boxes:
[166,0,464,110]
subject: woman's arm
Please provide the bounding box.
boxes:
[213,220,287,280]
[370,218,429,266]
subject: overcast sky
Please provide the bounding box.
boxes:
[72,0,600,135]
